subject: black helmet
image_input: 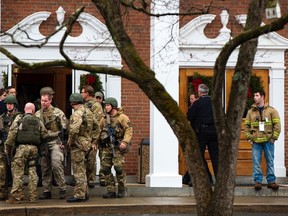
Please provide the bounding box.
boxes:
[105,97,118,108]
[40,87,55,96]
[4,95,17,104]
[69,93,83,103]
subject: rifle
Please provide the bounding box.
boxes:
[106,114,116,157]
[60,128,68,167]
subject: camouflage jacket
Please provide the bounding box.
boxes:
[245,103,281,143]
[35,105,67,133]
[68,105,100,151]
[84,98,103,122]
[99,107,133,145]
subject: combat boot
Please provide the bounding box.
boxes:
[6,196,20,204]
[29,198,37,203]
[20,191,25,200]
[99,181,107,187]
[66,197,86,203]
[59,190,66,199]
[117,190,125,198]
[39,191,52,199]
[103,192,116,199]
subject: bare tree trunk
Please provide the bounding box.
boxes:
[92,0,213,214]
[210,1,266,215]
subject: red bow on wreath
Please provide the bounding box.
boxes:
[192,78,203,93]
[86,74,96,85]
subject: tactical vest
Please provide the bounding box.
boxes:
[16,114,41,145]
[41,108,61,132]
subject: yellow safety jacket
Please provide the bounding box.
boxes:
[244,103,281,143]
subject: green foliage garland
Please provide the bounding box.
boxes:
[2,71,8,88]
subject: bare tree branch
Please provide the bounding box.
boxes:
[59,6,85,66]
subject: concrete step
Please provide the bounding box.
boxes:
[22,175,288,197]
[1,196,288,216]
[2,176,288,216]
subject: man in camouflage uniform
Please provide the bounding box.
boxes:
[5,103,59,204]
[81,85,103,188]
[94,91,108,186]
[99,97,133,198]
[0,95,21,200]
[66,93,99,203]
[35,93,67,199]
[34,87,57,112]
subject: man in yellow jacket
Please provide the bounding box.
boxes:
[245,90,281,191]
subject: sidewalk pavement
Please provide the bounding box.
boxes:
[1,184,288,216]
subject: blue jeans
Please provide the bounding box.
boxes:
[252,141,276,183]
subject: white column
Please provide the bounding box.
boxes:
[269,67,286,177]
[146,0,182,187]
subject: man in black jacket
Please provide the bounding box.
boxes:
[187,84,218,184]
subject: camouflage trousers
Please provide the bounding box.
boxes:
[85,149,96,184]
[11,144,38,201]
[101,146,126,192]
[0,153,8,199]
[41,142,66,192]
[71,148,88,199]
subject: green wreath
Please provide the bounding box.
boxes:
[79,73,103,92]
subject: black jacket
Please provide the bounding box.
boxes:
[187,95,216,132]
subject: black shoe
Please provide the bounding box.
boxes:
[188,181,192,187]
[103,192,116,199]
[100,181,107,187]
[39,192,52,200]
[182,171,191,185]
[66,197,86,203]
[117,190,125,198]
[59,190,66,199]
